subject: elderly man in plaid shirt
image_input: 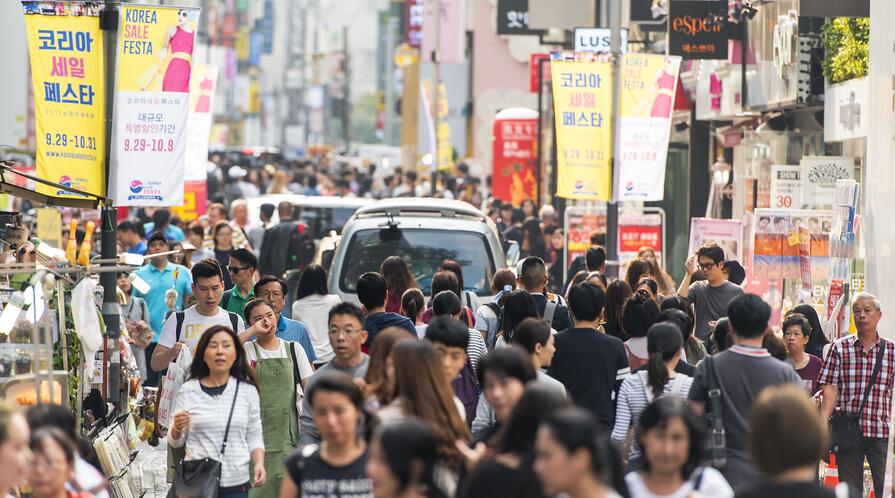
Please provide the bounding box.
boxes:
[819,292,895,498]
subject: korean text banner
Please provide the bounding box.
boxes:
[615,54,681,201]
[23,2,106,200]
[110,5,201,206]
[185,65,218,181]
[551,60,613,200]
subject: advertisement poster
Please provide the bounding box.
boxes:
[668,0,728,60]
[169,180,207,222]
[798,226,812,291]
[551,58,613,200]
[752,209,833,281]
[770,164,803,209]
[23,2,106,200]
[615,53,681,201]
[421,81,453,171]
[185,64,218,181]
[801,156,854,208]
[687,218,743,263]
[491,117,537,206]
[110,5,201,207]
[563,205,607,273]
[618,212,664,275]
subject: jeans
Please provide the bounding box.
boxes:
[219,490,249,498]
[837,436,887,498]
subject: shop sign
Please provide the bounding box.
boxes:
[630,0,667,24]
[497,0,539,35]
[668,1,728,60]
[800,156,854,208]
[769,164,802,209]
[772,11,797,78]
[529,53,551,93]
[824,76,868,142]
[405,0,424,48]
[22,2,107,200]
[110,5,202,207]
[618,211,665,275]
[492,115,538,207]
[551,57,614,201]
[563,204,607,277]
[573,28,628,53]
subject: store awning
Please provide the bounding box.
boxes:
[0,162,103,209]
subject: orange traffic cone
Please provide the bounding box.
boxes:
[824,452,839,488]
[869,488,876,498]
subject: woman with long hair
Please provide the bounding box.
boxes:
[622,293,661,370]
[213,220,237,290]
[600,280,632,341]
[0,403,30,498]
[521,199,537,219]
[790,304,829,359]
[659,296,706,365]
[363,328,416,412]
[169,326,265,498]
[377,341,471,497]
[268,170,289,195]
[496,290,540,347]
[462,385,570,498]
[474,269,516,349]
[381,257,418,314]
[712,317,731,353]
[292,264,341,364]
[440,260,481,313]
[367,418,447,498]
[627,397,732,498]
[470,346,538,444]
[422,271,474,327]
[624,259,653,295]
[521,218,548,260]
[400,288,427,338]
[636,247,675,296]
[534,408,628,498]
[280,371,373,498]
[612,323,693,470]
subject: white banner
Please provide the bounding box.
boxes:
[110,5,201,206]
[615,53,681,201]
[185,65,217,181]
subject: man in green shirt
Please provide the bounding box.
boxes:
[221,248,257,320]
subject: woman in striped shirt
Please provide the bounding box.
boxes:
[169,325,266,498]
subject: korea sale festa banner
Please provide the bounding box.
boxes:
[184,64,217,181]
[551,56,613,200]
[109,5,201,206]
[23,2,106,200]
[614,53,681,201]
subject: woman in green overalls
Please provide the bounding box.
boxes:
[243,299,315,498]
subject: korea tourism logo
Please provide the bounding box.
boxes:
[127,179,163,202]
[626,181,635,192]
[575,180,585,190]
[57,175,89,197]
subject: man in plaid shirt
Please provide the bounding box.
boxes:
[819,292,895,498]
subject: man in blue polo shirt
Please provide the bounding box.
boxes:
[242,275,317,363]
[132,233,192,386]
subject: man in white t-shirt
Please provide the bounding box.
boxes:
[150,258,246,372]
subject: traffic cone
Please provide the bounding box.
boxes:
[869,488,876,498]
[824,452,839,488]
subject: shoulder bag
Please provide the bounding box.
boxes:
[702,356,726,469]
[829,342,885,453]
[169,380,241,498]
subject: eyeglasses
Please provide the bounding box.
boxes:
[328,328,360,337]
[258,291,284,299]
[697,261,718,271]
[228,266,251,274]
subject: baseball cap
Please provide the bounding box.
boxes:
[147,232,169,247]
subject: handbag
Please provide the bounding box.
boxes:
[169,380,241,498]
[829,342,885,453]
[702,355,727,469]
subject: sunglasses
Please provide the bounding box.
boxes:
[228,266,251,274]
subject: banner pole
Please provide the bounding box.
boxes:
[604,0,622,279]
[99,4,121,407]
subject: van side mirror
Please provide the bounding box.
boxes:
[322,249,335,270]
[506,241,520,267]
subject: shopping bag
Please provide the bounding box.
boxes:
[157,347,192,430]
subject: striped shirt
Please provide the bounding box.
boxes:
[611,372,693,460]
[168,377,264,487]
[466,328,487,376]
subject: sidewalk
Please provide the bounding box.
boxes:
[131,439,170,498]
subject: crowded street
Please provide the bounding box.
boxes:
[0,0,890,498]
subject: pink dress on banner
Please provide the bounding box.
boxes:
[162,27,195,93]
[649,70,676,118]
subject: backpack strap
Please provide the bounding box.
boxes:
[690,467,705,491]
[543,300,557,328]
[228,311,239,332]
[288,341,301,385]
[221,289,232,311]
[174,311,185,342]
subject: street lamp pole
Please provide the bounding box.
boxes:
[604,0,622,279]
[430,0,441,196]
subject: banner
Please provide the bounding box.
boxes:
[688,218,744,263]
[615,53,681,201]
[421,80,454,171]
[618,212,664,274]
[169,180,207,223]
[23,2,106,200]
[798,226,812,291]
[185,65,218,181]
[551,59,613,200]
[110,5,201,206]
[491,114,538,206]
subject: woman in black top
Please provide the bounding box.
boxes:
[462,384,570,498]
[280,371,373,498]
[521,218,547,260]
[366,418,447,498]
[600,280,632,341]
[790,304,829,359]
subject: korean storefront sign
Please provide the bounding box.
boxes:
[406,0,423,48]
[614,53,681,201]
[529,53,550,93]
[497,0,538,35]
[23,2,106,200]
[769,164,803,209]
[110,5,201,207]
[800,156,854,209]
[491,111,538,207]
[550,56,613,201]
[618,212,664,274]
[668,1,728,60]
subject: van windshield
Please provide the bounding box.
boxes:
[339,228,496,296]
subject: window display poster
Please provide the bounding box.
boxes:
[687,218,743,263]
[564,205,607,269]
[770,164,802,209]
[801,156,854,208]
[618,213,663,276]
[753,209,833,281]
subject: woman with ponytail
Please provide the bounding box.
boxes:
[400,288,426,338]
[534,407,629,498]
[611,323,693,471]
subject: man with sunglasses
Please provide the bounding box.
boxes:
[678,243,743,348]
[221,248,257,320]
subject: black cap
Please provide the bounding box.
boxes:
[724,260,746,285]
[147,232,169,247]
